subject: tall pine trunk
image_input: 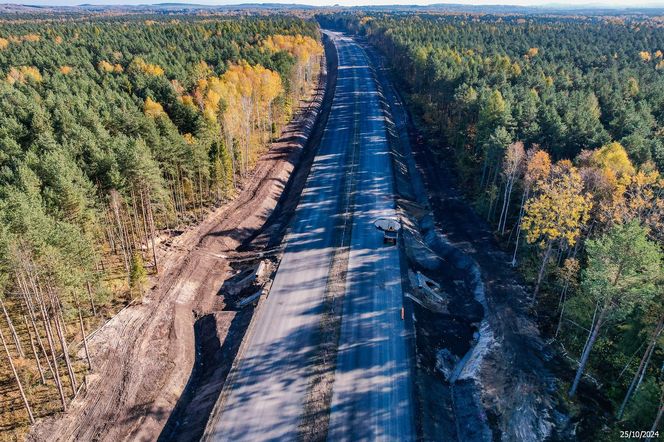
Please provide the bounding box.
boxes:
[29,271,67,410]
[86,281,97,317]
[511,188,529,266]
[1,326,34,423]
[555,282,570,337]
[48,284,77,396]
[77,300,92,371]
[24,315,45,384]
[146,188,158,274]
[17,273,55,379]
[618,314,664,419]
[498,175,511,234]
[569,303,608,397]
[1,297,24,358]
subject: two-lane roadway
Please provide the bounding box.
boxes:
[203,31,414,442]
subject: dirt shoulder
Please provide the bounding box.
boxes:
[161,33,339,442]
[364,41,559,442]
[28,39,331,442]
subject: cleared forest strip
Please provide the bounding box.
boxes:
[160,33,338,442]
[26,42,329,442]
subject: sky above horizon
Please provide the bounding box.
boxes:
[7,0,664,7]
[5,0,664,7]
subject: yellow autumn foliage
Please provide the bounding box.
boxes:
[6,66,43,84]
[180,95,195,108]
[192,61,285,173]
[144,97,165,117]
[0,38,8,50]
[131,57,164,76]
[197,62,283,123]
[591,142,635,178]
[522,161,592,248]
[263,34,323,65]
[98,60,115,72]
[639,51,652,62]
[183,133,196,144]
[99,61,123,73]
[599,169,664,237]
[21,33,40,43]
[263,34,322,99]
[59,65,73,75]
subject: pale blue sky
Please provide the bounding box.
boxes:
[6,0,664,7]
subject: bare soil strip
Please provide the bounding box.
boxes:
[156,310,253,442]
[28,43,330,442]
[365,40,556,442]
[163,34,339,442]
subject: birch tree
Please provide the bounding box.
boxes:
[498,141,525,235]
[522,161,591,300]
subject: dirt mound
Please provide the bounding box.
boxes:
[28,42,330,442]
[157,311,252,442]
[364,41,560,442]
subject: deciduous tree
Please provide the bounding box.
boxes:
[522,161,591,299]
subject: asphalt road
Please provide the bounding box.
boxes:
[326,37,415,442]
[204,32,414,442]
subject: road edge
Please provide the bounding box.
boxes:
[356,38,422,441]
[200,29,338,441]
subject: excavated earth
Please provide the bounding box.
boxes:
[364,40,568,442]
[28,35,335,442]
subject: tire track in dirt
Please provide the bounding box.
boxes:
[28,43,330,442]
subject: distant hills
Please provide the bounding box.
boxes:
[0,2,663,16]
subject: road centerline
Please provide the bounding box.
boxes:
[203,31,414,442]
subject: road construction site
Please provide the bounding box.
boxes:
[30,29,555,442]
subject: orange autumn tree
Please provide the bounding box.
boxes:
[522,160,592,299]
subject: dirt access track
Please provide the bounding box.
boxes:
[28,36,334,442]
